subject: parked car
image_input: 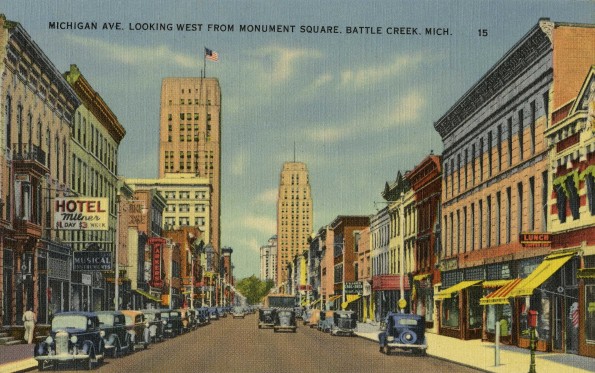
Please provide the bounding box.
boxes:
[307,309,322,328]
[34,311,105,371]
[161,309,184,337]
[273,309,297,333]
[196,307,210,326]
[207,307,220,321]
[96,311,133,357]
[318,310,334,332]
[330,310,357,336]
[140,309,167,343]
[121,310,150,350]
[216,307,227,318]
[294,307,304,319]
[232,306,245,319]
[257,308,276,329]
[378,312,427,356]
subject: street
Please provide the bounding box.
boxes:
[45,313,480,373]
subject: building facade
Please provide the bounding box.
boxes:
[434,20,595,351]
[125,173,211,239]
[370,205,392,320]
[158,77,221,257]
[259,235,277,282]
[0,15,80,325]
[544,66,595,357]
[64,64,126,312]
[276,162,313,287]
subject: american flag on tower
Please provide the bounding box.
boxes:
[205,47,219,62]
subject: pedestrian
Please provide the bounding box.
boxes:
[23,307,37,344]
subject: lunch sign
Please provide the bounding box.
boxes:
[54,197,109,231]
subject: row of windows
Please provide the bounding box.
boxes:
[72,155,117,213]
[75,112,117,175]
[443,173,547,257]
[164,217,205,226]
[163,191,207,199]
[444,96,545,200]
[165,203,207,212]
[167,133,211,143]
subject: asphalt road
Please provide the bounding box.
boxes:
[49,313,481,373]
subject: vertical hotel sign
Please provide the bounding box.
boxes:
[148,237,165,288]
[54,198,109,230]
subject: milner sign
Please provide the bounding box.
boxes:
[54,197,109,231]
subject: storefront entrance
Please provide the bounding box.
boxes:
[552,287,579,353]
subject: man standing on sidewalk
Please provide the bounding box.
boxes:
[22,307,36,344]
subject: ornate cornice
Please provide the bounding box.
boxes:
[434,22,551,139]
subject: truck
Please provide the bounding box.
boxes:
[264,294,295,309]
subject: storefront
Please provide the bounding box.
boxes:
[412,273,434,329]
[480,278,521,344]
[580,254,595,357]
[372,274,410,319]
[436,279,483,340]
[41,240,72,322]
[510,251,579,353]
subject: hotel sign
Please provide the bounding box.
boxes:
[54,198,109,231]
[520,233,551,248]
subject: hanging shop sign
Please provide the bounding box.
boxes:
[520,233,551,248]
[344,281,363,295]
[54,197,109,231]
[73,251,112,271]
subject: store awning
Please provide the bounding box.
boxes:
[341,295,361,310]
[134,289,161,302]
[327,295,342,303]
[479,278,523,305]
[413,273,431,281]
[435,280,482,300]
[578,268,595,279]
[310,299,321,307]
[510,252,575,297]
[482,279,514,288]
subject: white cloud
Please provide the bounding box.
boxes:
[254,45,322,84]
[64,35,198,68]
[242,215,277,235]
[255,188,278,204]
[339,53,426,89]
[230,151,248,176]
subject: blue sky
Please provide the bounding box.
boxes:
[4,0,594,278]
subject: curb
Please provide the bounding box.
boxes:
[353,332,491,373]
[0,358,37,373]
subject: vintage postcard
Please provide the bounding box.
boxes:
[1,1,594,372]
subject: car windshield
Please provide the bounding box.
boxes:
[397,318,419,326]
[161,312,170,319]
[337,313,353,319]
[233,307,242,313]
[170,311,180,317]
[124,315,137,325]
[97,314,114,326]
[144,313,155,321]
[52,315,88,331]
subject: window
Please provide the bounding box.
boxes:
[529,177,535,230]
[472,144,476,184]
[496,192,501,246]
[464,149,468,189]
[566,177,580,220]
[463,206,467,253]
[506,187,512,243]
[497,125,502,172]
[587,174,595,216]
[471,203,475,250]
[450,158,455,195]
[486,196,491,247]
[488,131,493,177]
[444,163,449,197]
[180,113,185,120]
[517,182,523,233]
[479,138,484,181]
[542,91,549,127]
[5,95,11,150]
[507,118,513,167]
[530,101,536,154]
[457,154,461,193]
[518,109,524,160]
[479,200,483,249]
[542,171,548,230]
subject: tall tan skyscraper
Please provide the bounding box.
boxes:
[276,162,313,287]
[158,77,221,254]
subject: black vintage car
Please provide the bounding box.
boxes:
[161,309,184,337]
[196,307,210,326]
[96,311,133,357]
[140,309,167,343]
[330,310,357,336]
[34,311,105,371]
[257,308,276,329]
[378,312,427,356]
[273,309,297,333]
[207,307,220,320]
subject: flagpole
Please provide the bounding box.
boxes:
[203,46,207,78]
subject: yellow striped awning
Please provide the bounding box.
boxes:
[413,273,431,281]
[435,280,482,300]
[482,279,514,289]
[479,278,523,305]
[510,252,575,297]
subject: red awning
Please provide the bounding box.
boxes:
[479,278,523,305]
[372,275,410,291]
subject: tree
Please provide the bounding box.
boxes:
[235,275,275,305]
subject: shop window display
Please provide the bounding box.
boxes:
[487,303,512,336]
[442,293,459,328]
[586,284,595,342]
[467,286,483,329]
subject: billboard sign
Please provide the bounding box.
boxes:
[54,198,109,231]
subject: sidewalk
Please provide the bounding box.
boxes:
[355,321,594,373]
[0,344,36,373]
